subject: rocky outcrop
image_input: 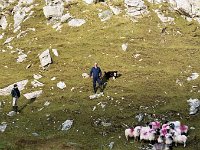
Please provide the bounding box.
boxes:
[0,80,28,96]
[148,0,200,23]
[124,0,149,22]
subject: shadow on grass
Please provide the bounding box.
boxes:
[19,98,36,112]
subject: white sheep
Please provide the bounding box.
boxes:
[133,126,142,141]
[140,126,156,143]
[172,131,187,147]
[150,121,161,130]
[125,128,134,141]
[157,135,164,143]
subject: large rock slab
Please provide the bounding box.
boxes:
[39,49,52,67]
[124,0,149,21]
[23,90,42,99]
[68,19,86,27]
[43,5,64,19]
[0,16,8,30]
[0,80,28,96]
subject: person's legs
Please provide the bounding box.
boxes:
[93,78,97,93]
[12,97,18,112]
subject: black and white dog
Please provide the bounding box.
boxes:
[104,71,118,80]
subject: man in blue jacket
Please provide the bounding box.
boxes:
[90,63,103,93]
[11,84,20,112]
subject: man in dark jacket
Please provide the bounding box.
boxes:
[90,63,103,93]
[11,84,20,112]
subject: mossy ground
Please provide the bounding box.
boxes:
[0,0,200,149]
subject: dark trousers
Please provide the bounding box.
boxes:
[93,77,102,93]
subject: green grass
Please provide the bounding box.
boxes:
[0,0,200,150]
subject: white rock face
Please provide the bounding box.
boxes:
[17,53,27,63]
[154,9,175,23]
[68,19,86,27]
[83,0,94,4]
[98,10,113,22]
[31,80,44,87]
[39,49,52,67]
[0,16,8,30]
[57,81,66,89]
[43,5,64,19]
[124,0,149,21]
[0,79,28,96]
[23,90,43,99]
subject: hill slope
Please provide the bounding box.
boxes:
[0,0,200,149]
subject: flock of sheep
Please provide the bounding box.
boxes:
[125,121,188,150]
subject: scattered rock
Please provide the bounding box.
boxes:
[0,80,28,96]
[108,142,114,150]
[135,113,144,122]
[57,81,66,89]
[0,15,8,30]
[61,13,72,23]
[0,122,7,132]
[7,111,16,117]
[39,49,52,68]
[33,74,42,80]
[122,43,128,51]
[61,120,73,131]
[52,49,58,56]
[23,90,43,99]
[51,77,56,80]
[31,80,44,87]
[187,98,200,115]
[44,101,50,106]
[68,19,86,27]
[109,6,121,15]
[187,73,199,81]
[17,53,27,63]
[32,132,39,136]
[82,73,89,78]
[89,92,104,99]
[154,9,174,24]
[98,10,113,21]
[3,37,14,45]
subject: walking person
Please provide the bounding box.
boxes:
[11,84,20,112]
[90,63,103,94]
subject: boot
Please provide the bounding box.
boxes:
[15,106,18,113]
[12,106,15,111]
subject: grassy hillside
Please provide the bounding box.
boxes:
[0,0,200,149]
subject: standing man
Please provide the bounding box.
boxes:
[11,84,20,112]
[90,63,103,94]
